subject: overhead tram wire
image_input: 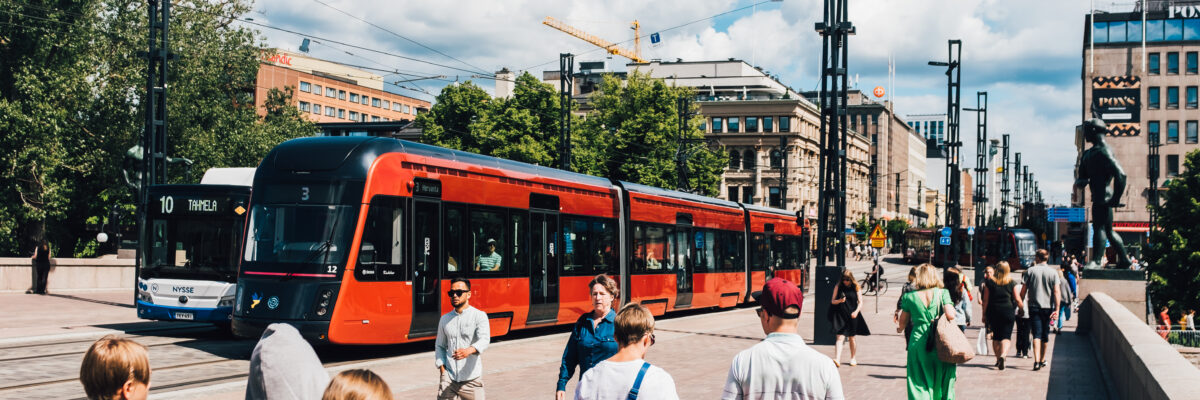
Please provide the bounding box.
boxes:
[310,0,488,76]
[169,2,488,77]
[519,0,776,72]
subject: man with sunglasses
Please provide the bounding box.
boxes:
[435,277,490,399]
[722,278,844,400]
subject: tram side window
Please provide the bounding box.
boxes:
[770,234,786,270]
[633,225,647,272]
[594,219,617,276]
[643,225,667,271]
[509,212,527,276]
[751,234,767,271]
[444,205,465,273]
[562,217,590,274]
[469,208,507,272]
[698,230,716,273]
[786,236,803,270]
[665,226,679,272]
[718,231,744,272]
[358,196,403,281]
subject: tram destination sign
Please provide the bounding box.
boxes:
[413,178,441,198]
[151,195,233,216]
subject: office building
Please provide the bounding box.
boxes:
[255,49,430,124]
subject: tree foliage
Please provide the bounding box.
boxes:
[419,70,727,197]
[0,0,313,257]
[1146,150,1200,312]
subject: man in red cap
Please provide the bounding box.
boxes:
[721,278,844,400]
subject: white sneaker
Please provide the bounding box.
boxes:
[849,358,857,366]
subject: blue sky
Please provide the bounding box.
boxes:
[247,0,1098,205]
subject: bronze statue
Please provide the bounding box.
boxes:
[1074,118,1132,269]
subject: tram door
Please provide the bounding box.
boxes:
[409,199,441,339]
[528,211,560,324]
[675,217,693,309]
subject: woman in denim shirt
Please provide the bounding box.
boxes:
[556,274,620,399]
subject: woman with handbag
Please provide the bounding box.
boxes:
[981,261,1023,370]
[897,263,958,400]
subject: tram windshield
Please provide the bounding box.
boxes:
[143,215,243,282]
[242,204,358,274]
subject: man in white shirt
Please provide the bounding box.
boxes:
[575,303,678,400]
[436,277,490,399]
[722,278,844,400]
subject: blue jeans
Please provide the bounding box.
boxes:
[1029,307,1054,341]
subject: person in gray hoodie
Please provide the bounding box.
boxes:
[246,323,330,400]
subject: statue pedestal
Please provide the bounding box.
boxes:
[1078,268,1147,323]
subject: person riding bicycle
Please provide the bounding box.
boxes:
[866,261,883,292]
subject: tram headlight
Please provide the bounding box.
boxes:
[316,306,328,316]
[313,289,335,317]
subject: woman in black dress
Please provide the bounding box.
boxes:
[830,269,870,367]
[981,261,1023,370]
[29,240,51,295]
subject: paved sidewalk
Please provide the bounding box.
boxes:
[0,290,196,343]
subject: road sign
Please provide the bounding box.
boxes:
[941,227,953,237]
[870,225,887,248]
[967,226,975,236]
[1047,207,1086,222]
[940,236,952,246]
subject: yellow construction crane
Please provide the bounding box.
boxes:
[542,17,646,63]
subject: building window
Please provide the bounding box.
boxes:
[326,87,337,98]
[1189,52,1199,74]
[372,97,381,107]
[338,90,346,100]
[769,187,782,208]
[1168,86,1180,109]
[361,96,369,105]
[763,117,774,132]
[728,186,739,202]
[313,84,322,95]
[312,104,321,114]
[742,149,755,170]
[1127,20,1143,42]
[1189,19,1200,40]
[299,81,311,92]
[779,116,791,132]
[742,185,754,204]
[1168,52,1180,74]
[1149,121,1160,144]
[1149,87,1161,109]
[403,104,411,114]
[298,101,310,112]
[383,100,390,110]
[728,117,740,132]
[338,109,345,119]
[1188,121,1199,144]
[746,117,758,133]
[1147,20,1164,42]
[712,117,724,133]
[1168,154,1180,177]
[728,150,741,170]
[361,114,370,122]
[372,116,380,122]
[1168,121,1180,143]
[392,102,400,112]
[350,93,359,102]
[770,149,783,169]
[1188,86,1198,109]
[326,107,336,117]
[1149,53,1160,74]
[1093,21,1108,43]
[350,111,359,121]
[1166,19,1183,41]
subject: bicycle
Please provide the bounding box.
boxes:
[860,276,888,296]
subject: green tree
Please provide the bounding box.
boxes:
[1146,150,1200,313]
[577,71,726,196]
[0,0,313,257]
[885,218,911,248]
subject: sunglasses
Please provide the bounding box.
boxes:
[447,289,469,298]
[649,333,656,346]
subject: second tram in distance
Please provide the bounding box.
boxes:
[232,137,807,344]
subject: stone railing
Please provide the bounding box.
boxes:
[0,257,134,293]
[1078,292,1200,399]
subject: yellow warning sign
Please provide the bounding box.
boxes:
[870,225,887,248]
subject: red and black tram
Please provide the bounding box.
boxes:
[232,137,807,344]
[924,228,1037,269]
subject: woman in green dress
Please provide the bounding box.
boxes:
[897,263,958,400]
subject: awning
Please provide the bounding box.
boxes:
[909,207,929,218]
